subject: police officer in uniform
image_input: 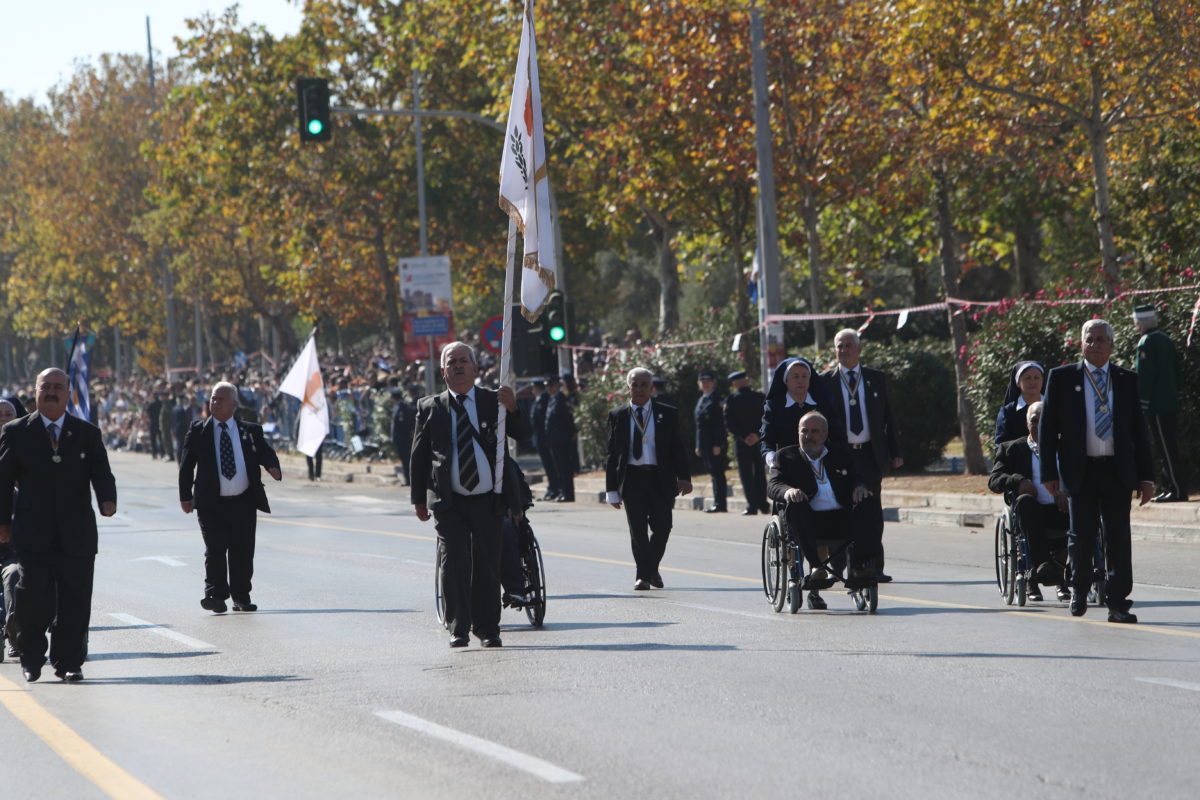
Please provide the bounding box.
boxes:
[723,371,770,515]
[694,371,729,513]
[545,374,576,503]
[531,377,559,501]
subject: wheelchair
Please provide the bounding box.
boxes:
[761,506,879,614]
[435,516,547,630]
[993,505,1106,608]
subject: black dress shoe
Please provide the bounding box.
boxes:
[1152,493,1187,503]
[1107,609,1138,624]
[704,506,727,513]
[649,573,664,589]
[806,592,827,610]
[200,596,227,613]
[1056,587,1072,602]
[480,637,503,648]
[634,579,652,591]
[22,666,41,682]
[554,496,574,503]
[741,508,758,516]
[1070,593,1087,616]
[55,668,84,682]
[1027,584,1044,602]
[875,572,893,583]
[232,601,258,612]
[449,636,469,648]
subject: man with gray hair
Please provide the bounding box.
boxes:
[605,367,691,590]
[1040,319,1153,623]
[179,381,282,614]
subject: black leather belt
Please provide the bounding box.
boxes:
[849,443,868,450]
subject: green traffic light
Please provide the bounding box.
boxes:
[308,119,325,136]
[548,326,566,342]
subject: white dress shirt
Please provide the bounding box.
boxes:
[1081,360,1115,457]
[449,387,494,496]
[839,366,871,445]
[212,418,251,496]
[606,402,656,503]
[802,447,842,512]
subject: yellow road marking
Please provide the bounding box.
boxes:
[261,516,1200,640]
[0,674,165,799]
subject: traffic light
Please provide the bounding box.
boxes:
[296,78,331,143]
[543,291,567,345]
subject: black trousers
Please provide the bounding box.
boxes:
[435,493,502,640]
[1012,495,1070,569]
[197,491,257,603]
[1147,413,1187,498]
[1067,457,1134,610]
[306,449,323,480]
[537,438,559,496]
[149,425,163,458]
[15,550,94,672]
[849,446,886,570]
[622,465,674,581]
[393,435,412,484]
[786,502,880,575]
[549,439,575,501]
[734,440,769,512]
[702,451,729,509]
[1,560,20,647]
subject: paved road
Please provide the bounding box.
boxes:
[2,452,1198,799]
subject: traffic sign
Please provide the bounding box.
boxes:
[482,315,504,354]
[411,315,450,337]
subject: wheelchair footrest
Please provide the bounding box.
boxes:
[801,575,838,591]
[842,575,876,591]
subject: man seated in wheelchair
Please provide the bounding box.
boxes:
[767,411,880,607]
[500,456,536,608]
[988,401,1071,601]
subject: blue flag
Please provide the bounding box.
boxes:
[66,329,91,421]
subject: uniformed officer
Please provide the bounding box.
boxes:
[545,374,576,502]
[1133,305,1187,502]
[694,371,729,513]
[390,385,418,486]
[723,371,770,515]
[531,377,559,501]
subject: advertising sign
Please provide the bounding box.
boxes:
[399,255,455,361]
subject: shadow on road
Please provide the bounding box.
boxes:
[76,674,307,686]
[507,621,677,632]
[497,643,738,652]
[87,651,218,661]
[247,608,417,615]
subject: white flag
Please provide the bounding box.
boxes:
[279,334,328,458]
[499,0,556,321]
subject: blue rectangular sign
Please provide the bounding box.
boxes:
[411,315,451,337]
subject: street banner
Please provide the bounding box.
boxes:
[279,332,329,457]
[399,255,455,361]
[66,328,91,421]
[498,0,556,322]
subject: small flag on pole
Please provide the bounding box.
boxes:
[279,333,329,457]
[66,328,91,421]
[498,0,556,321]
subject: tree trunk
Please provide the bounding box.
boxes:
[372,228,405,363]
[643,207,679,335]
[801,185,826,350]
[934,168,987,475]
[1086,120,1120,297]
[1012,211,1043,295]
[730,247,756,374]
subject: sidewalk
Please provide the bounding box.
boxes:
[277,453,1200,545]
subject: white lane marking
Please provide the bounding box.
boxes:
[134,556,187,567]
[403,559,433,567]
[109,613,216,650]
[375,710,585,784]
[1136,677,1200,693]
[336,495,390,504]
[351,552,400,560]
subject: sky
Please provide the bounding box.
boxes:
[0,0,304,103]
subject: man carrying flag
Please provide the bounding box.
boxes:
[66,328,91,424]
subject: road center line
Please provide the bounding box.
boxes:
[133,556,187,567]
[109,613,215,650]
[1135,677,1200,692]
[375,710,584,783]
[0,673,165,799]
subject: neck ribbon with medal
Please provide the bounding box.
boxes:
[632,403,650,436]
[804,449,828,485]
[49,422,62,463]
[842,368,860,408]
[1083,364,1110,416]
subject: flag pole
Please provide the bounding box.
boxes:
[494,216,518,494]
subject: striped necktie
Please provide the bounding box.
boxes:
[454,395,480,490]
[1093,369,1111,440]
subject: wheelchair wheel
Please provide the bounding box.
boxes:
[1016,573,1027,607]
[522,535,547,628]
[852,590,867,612]
[995,515,1015,605]
[762,518,785,612]
[865,584,878,614]
[434,539,449,631]
[788,578,802,614]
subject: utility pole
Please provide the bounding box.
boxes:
[147,17,177,377]
[750,4,784,389]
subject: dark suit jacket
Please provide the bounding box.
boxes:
[1039,361,1153,495]
[822,365,901,473]
[694,392,728,453]
[409,388,532,512]
[0,413,117,556]
[605,400,691,497]
[988,437,1036,499]
[767,443,859,508]
[178,417,280,513]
